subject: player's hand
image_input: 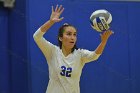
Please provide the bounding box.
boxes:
[100,30,114,43]
[50,5,64,23]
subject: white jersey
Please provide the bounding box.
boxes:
[33,28,101,93]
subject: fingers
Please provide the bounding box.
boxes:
[52,6,54,12]
[59,17,64,21]
[55,4,59,12]
[53,5,64,13]
[54,17,64,22]
[101,30,114,40]
[60,7,64,14]
[104,30,114,36]
[57,5,62,12]
[108,30,114,34]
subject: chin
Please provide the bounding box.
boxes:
[68,46,74,49]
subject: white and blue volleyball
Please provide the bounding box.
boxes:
[90,9,112,32]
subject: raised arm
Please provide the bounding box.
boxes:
[33,5,65,48]
[33,5,64,61]
[95,30,114,54]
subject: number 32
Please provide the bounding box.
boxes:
[60,66,72,77]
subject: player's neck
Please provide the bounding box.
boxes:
[62,46,72,57]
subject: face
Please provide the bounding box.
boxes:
[59,26,77,49]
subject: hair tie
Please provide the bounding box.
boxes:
[63,23,69,26]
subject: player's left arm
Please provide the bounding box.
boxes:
[95,30,114,54]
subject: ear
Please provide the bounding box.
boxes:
[59,37,62,41]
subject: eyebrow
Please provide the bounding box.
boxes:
[66,31,77,33]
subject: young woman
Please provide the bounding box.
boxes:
[33,5,113,93]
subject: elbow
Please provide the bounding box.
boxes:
[33,33,36,38]
[94,57,99,61]
[33,33,38,41]
[33,28,44,41]
[33,33,36,39]
[93,54,101,61]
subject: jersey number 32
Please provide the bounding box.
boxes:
[60,66,72,77]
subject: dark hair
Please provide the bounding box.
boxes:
[58,23,78,52]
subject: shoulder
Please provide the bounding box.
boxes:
[76,48,91,53]
[74,48,91,56]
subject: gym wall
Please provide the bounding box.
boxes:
[0,0,140,93]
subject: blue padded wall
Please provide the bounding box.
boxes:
[1,1,139,93]
[0,7,10,93]
[0,0,29,93]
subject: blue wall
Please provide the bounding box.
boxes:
[0,6,10,93]
[0,0,29,93]
[0,0,140,93]
[8,0,29,92]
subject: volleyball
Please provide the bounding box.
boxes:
[90,9,112,32]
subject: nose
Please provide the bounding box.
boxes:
[71,35,75,40]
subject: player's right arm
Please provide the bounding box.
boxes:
[33,5,64,61]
